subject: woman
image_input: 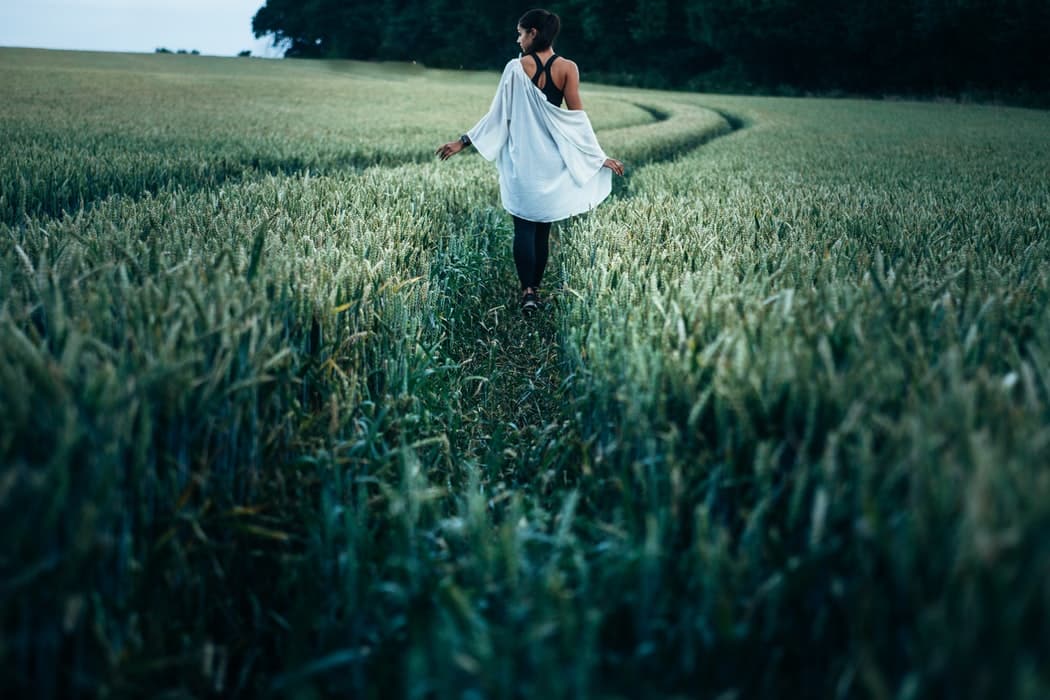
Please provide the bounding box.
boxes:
[436,8,625,312]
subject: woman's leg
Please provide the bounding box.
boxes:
[512,215,538,290]
[534,221,552,289]
[513,216,553,291]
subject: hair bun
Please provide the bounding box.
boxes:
[518,8,561,51]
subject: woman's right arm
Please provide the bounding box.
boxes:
[563,61,584,111]
[563,61,623,175]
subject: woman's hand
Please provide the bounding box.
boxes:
[603,158,625,176]
[436,140,465,160]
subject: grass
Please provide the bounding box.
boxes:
[2,47,1048,699]
[0,48,658,224]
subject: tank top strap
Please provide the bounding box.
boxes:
[526,52,564,106]
[545,55,563,105]
[529,53,544,85]
[528,53,560,85]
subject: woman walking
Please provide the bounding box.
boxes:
[436,8,624,312]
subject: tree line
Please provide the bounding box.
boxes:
[252,0,1049,100]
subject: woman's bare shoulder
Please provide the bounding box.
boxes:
[555,57,580,78]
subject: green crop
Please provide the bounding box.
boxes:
[2,47,1048,699]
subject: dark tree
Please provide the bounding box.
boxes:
[250,0,1049,101]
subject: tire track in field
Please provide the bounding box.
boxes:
[3,99,669,227]
[430,102,746,481]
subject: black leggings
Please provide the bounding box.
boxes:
[512,215,552,290]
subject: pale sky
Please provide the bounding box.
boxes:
[0,0,285,57]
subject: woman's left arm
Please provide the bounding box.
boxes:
[437,62,513,161]
[437,135,469,160]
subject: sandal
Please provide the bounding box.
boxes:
[521,289,539,313]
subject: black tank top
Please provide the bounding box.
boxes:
[528,53,564,107]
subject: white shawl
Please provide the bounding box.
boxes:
[466,58,612,223]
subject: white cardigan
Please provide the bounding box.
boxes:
[466,58,612,223]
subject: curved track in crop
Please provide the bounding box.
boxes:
[427,98,745,477]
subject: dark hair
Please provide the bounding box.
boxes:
[518,9,561,52]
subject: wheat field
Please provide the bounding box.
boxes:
[2,47,1048,698]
